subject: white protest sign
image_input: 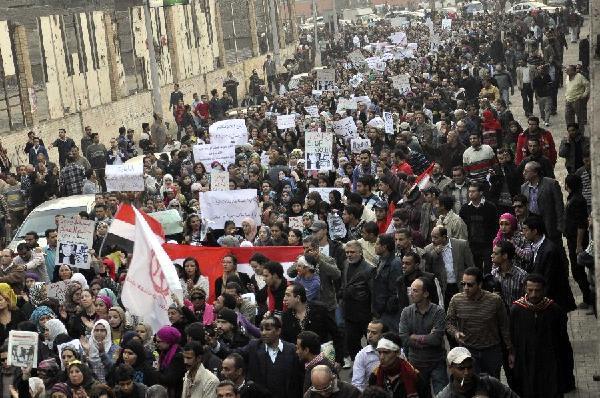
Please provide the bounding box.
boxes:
[192,144,235,172]
[336,98,357,113]
[407,43,418,50]
[305,131,333,171]
[8,331,38,368]
[364,56,380,69]
[384,111,394,135]
[349,73,364,88]
[381,52,395,62]
[442,18,452,30]
[327,212,347,240]
[347,50,365,66]
[106,163,144,192]
[47,281,69,302]
[305,105,319,117]
[209,119,248,145]
[355,96,371,105]
[367,117,384,129]
[394,48,415,60]
[56,218,95,269]
[149,209,184,235]
[332,117,358,139]
[277,114,296,129]
[316,69,336,91]
[288,216,304,230]
[210,169,230,191]
[389,31,407,46]
[351,138,372,153]
[390,17,408,28]
[199,189,259,228]
[309,187,344,204]
[391,74,411,93]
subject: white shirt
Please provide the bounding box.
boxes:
[319,244,330,257]
[351,344,380,391]
[441,239,456,283]
[531,235,546,263]
[265,339,284,363]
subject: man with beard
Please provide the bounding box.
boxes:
[210,308,250,359]
[221,353,271,398]
[351,320,387,392]
[181,341,220,398]
[510,274,575,397]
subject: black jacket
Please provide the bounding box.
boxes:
[340,259,373,323]
[372,254,403,330]
[532,238,576,312]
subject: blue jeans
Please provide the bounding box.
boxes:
[417,359,449,395]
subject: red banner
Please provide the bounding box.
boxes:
[163,244,304,302]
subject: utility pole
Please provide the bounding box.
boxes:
[269,0,281,67]
[332,0,338,35]
[312,0,321,66]
[144,0,163,117]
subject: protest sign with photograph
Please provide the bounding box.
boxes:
[106,163,144,192]
[316,69,336,91]
[305,105,319,117]
[47,281,69,302]
[149,209,184,235]
[56,218,95,269]
[209,119,248,145]
[384,111,394,135]
[308,187,344,204]
[192,144,236,171]
[327,212,347,241]
[305,131,333,171]
[351,138,372,153]
[8,331,38,368]
[277,114,296,129]
[210,169,230,191]
[332,116,358,139]
[199,189,260,228]
[288,216,304,230]
[442,18,452,30]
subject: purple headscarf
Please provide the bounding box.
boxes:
[156,326,181,370]
[493,213,518,247]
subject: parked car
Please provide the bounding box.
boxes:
[9,194,96,251]
[507,1,561,14]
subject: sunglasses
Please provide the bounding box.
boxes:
[460,281,476,287]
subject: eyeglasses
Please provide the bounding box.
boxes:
[460,281,476,287]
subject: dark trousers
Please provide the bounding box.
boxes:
[345,319,369,360]
[470,244,493,274]
[567,234,592,304]
[445,283,460,349]
[266,74,277,93]
[520,83,534,116]
[95,168,106,192]
[565,97,588,126]
[467,344,503,379]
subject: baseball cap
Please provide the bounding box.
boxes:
[217,308,238,326]
[373,200,388,210]
[447,347,472,365]
[399,121,410,130]
[310,220,327,232]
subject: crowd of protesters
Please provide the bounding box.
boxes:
[0,1,593,398]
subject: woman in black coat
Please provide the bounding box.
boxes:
[489,148,522,214]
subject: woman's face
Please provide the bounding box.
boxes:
[135,325,148,341]
[306,197,316,207]
[222,256,235,273]
[68,366,84,385]
[329,192,336,203]
[318,179,328,187]
[122,348,137,366]
[97,224,108,235]
[90,284,101,296]
[184,261,197,277]
[499,219,512,235]
[183,176,192,185]
[93,324,107,342]
[242,221,251,234]
[258,228,268,241]
[189,216,200,230]
[39,315,53,330]
[26,278,36,289]
[168,308,182,324]
[288,231,299,245]
[61,349,76,365]
[80,291,94,307]
[108,310,121,329]
[59,265,72,280]
[72,289,82,304]
[95,299,108,314]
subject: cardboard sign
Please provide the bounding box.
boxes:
[199,189,259,228]
[351,138,372,153]
[209,119,248,145]
[391,74,411,93]
[367,117,384,129]
[8,331,38,368]
[210,169,230,191]
[277,114,296,129]
[106,163,144,192]
[316,69,336,91]
[56,218,95,269]
[192,144,236,172]
[288,216,304,230]
[305,131,333,171]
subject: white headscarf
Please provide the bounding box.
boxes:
[45,319,67,349]
[70,273,89,290]
[89,319,113,359]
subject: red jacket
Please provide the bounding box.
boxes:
[515,129,557,165]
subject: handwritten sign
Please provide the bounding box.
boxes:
[308,187,344,204]
[391,74,411,93]
[384,111,394,135]
[305,105,319,117]
[327,212,347,240]
[210,169,230,191]
[106,163,144,192]
[349,73,364,88]
[332,117,358,139]
[442,18,452,30]
[8,331,38,368]
[305,131,333,171]
[351,138,372,153]
[288,216,304,230]
[367,117,384,129]
[56,218,95,269]
[316,69,336,91]
[277,114,296,129]
[192,144,235,172]
[149,209,183,235]
[347,50,365,66]
[47,281,69,302]
[389,31,407,46]
[336,98,357,113]
[209,119,248,145]
[199,189,259,228]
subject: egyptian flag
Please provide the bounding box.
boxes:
[415,163,435,190]
[105,203,165,252]
[163,244,304,303]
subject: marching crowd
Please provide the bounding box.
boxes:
[0,2,594,398]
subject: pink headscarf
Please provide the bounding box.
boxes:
[493,213,518,247]
[156,326,181,370]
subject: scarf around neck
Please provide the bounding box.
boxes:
[513,294,554,312]
[375,356,419,397]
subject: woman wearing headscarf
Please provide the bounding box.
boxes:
[44,319,68,351]
[49,382,73,398]
[254,225,274,246]
[24,282,48,316]
[109,339,159,387]
[83,319,118,384]
[134,322,155,355]
[66,361,99,396]
[492,212,533,272]
[241,217,258,242]
[155,326,185,398]
[70,273,89,290]
[30,305,57,360]
[98,288,118,307]
[107,306,126,345]
[0,283,25,345]
[160,174,175,197]
[94,294,112,320]
[53,264,74,283]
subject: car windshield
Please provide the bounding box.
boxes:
[14,207,88,238]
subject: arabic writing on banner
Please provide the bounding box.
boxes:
[56,218,95,269]
[277,114,296,129]
[192,143,235,171]
[47,281,69,302]
[199,189,260,228]
[347,49,365,66]
[106,163,144,192]
[288,216,304,230]
[209,119,248,145]
[305,131,333,171]
[210,169,229,191]
[351,138,372,153]
[332,116,358,139]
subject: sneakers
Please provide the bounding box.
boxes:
[343,357,353,369]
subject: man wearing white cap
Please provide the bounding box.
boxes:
[436,347,519,397]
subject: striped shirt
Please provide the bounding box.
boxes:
[491,265,528,310]
[446,290,512,350]
[462,144,495,183]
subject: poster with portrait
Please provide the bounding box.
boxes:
[305,131,333,171]
[56,218,95,269]
[8,331,38,368]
